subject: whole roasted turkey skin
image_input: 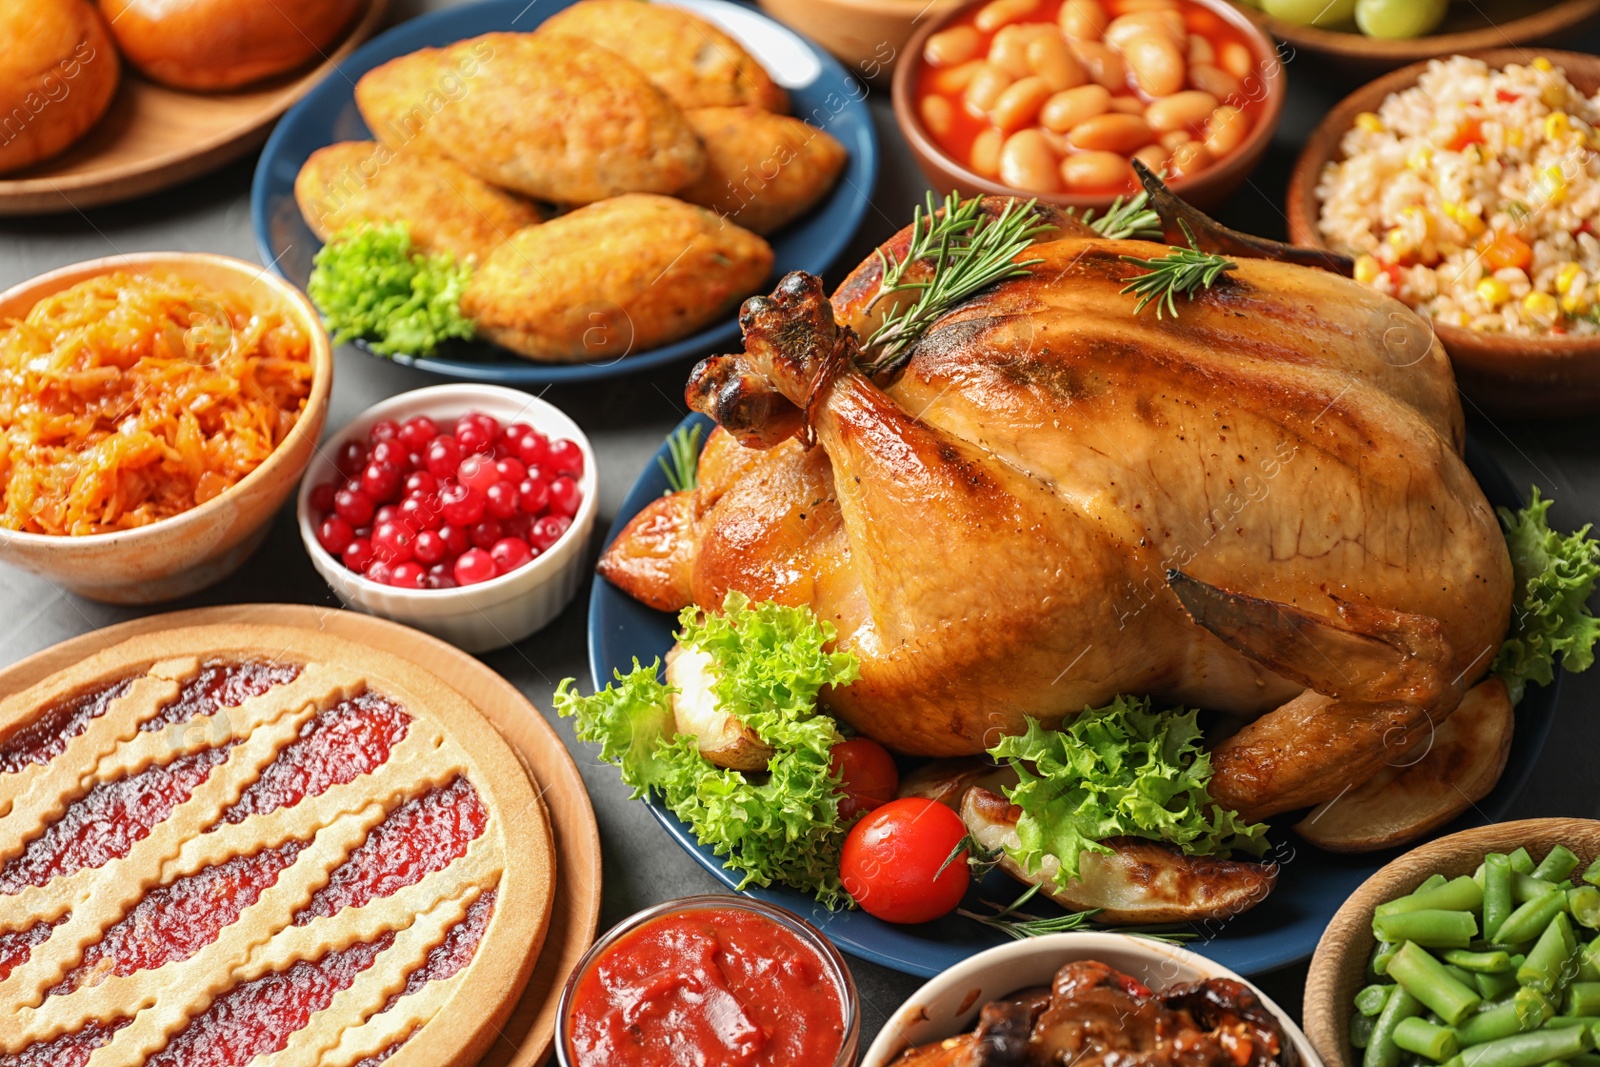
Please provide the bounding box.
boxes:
[599,199,1513,821]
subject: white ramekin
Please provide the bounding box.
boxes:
[859,932,1324,1067]
[296,384,598,653]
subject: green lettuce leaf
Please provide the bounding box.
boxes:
[988,696,1269,887]
[555,591,860,907]
[306,222,475,357]
[1493,488,1600,705]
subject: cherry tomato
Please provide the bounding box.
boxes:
[839,798,969,924]
[830,738,899,822]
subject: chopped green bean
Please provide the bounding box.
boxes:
[1457,1025,1593,1067]
[1566,985,1600,1018]
[1382,879,1488,918]
[1481,970,1524,1001]
[1392,942,1485,1025]
[1513,850,1538,876]
[1458,996,1554,1046]
[1537,848,1582,884]
[1419,874,1452,891]
[1581,857,1600,888]
[1400,1017,1463,1061]
[1500,894,1572,948]
[1578,943,1600,983]
[1569,888,1600,931]
[1371,988,1428,1067]
[1488,857,1518,943]
[1377,912,1481,950]
[1372,940,1400,978]
[1360,985,1398,1015]
[1356,1012,1379,1049]
[1450,950,1517,974]
[1520,875,1568,904]
[1520,914,1580,996]
[1568,1053,1600,1067]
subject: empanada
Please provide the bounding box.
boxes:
[677,107,847,235]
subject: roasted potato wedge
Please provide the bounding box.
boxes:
[897,757,1018,810]
[462,194,773,362]
[664,641,773,771]
[596,491,696,613]
[1295,677,1514,853]
[294,141,541,262]
[677,107,847,235]
[539,0,787,112]
[355,32,705,204]
[961,788,1277,924]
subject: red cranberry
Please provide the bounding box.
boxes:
[484,481,520,520]
[438,524,469,557]
[403,470,438,497]
[373,504,400,527]
[517,478,550,515]
[469,412,501,437]
[426,563,457,590]
[398,416,438,451]
[439,483,484,526]
[361,462,402,503]
[454,548,497,586]
[503,513,534,539]
[369,439,408,469]
[317,516,354,555]
[489,537,534,574]
[342,536,374,572]
[370,418,401,441]
[425,436,462,480]
[529,515,569,552]
[456,422,494,456]
[494,457,527,484]
[364,559,395,585]
[309,481,337,513]
[372,520,416,564]
[390,561,427,589]
[334,440,369,478]
[516,432,549,467]
[548,476,581,517]
[458,453,499,493]
[549,438,584,476]
[469,519,503,549]
[334,487,375,527]
[500,422,533,449]
[413,529,447,565]
[398,495,439,532]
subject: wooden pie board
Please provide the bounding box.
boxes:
[0,0,389,216]
[0,603,601,1067]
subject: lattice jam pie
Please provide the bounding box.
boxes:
[0,624,554,1067]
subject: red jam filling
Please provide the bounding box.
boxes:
[146,934,395,1067]
[351,1041,405,1067]
[0,745,233,895]
[140,661,303,732]
[50,842,306,995]
[0,1018,132,1067]
[220,691,410,825]
[295,777,486,924]
[0,680,131,774]
[566,907,848,1067]
[0,919,62,982]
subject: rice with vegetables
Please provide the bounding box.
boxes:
[1317,56,1600,336]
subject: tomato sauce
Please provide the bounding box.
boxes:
[565,906,849,1067]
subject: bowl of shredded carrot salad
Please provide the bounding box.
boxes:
[0,253,331,603]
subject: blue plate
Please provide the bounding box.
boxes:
[589,413,1560,978]
[250,0,878,385]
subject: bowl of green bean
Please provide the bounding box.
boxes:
[1305,819,1600,1067]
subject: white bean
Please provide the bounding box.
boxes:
[999,129,1061,191]
[992,75,1054,131]
[1188,63,1241,101]
[1068,112,1155,153]
[975,0,1041,32]
[1109,95,1145,114]
[964,63,1014,114]
[1070,40,1129,91]
[920,95,956,138]
[971,127,1005,177]
[1040,83,1112,131]
[1121,32,1186,98]
[1159,128,1190,150]
[1168,138,1212,177]
[1203,104,1250,158]
[1145,90,1219,132]
[1115,0,1178,10]
[989,25,1037,77]
[924,25,982,67]
[1219,40,1254,81]
[1186,33,1214,66]
[1058,0,1109,40]
[1131,143,1169,174]
[1104,10,1185,47]
[1060,149,1128,189]
[930,58,984,95]
[1027,31,1087,91]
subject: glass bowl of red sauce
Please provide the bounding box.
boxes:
[557,895,860,1067]
[891,0,1286,212]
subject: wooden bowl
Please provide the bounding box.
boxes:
[757,0,967,82]
[1304,818,1600,1067]
[0,253,332,603]
[1238,0,1600,77]
[1287,49,1600,419]
[892,0,1286,214]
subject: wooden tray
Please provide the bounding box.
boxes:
[0,0,389,216]
[0,603,601,1067]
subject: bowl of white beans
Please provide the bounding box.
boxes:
[892,0,1286,211]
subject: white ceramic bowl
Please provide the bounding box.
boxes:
[860,933,1324,1067]
[297,384,597,653]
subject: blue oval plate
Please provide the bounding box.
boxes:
[250,0,878,386]
[589,413,1560,978]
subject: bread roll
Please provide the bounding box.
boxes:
[0,0,119,174]
[99,0,364,91]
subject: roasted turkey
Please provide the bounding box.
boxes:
[600,195,1515,827]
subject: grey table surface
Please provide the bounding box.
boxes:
[4,2,1600,1057]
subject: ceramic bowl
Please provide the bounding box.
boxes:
[297,384,597,653]
[0,252,332,604]
[757,0,966,82]
[1303,818,1600,1067]
[1287,49,1600,418]
[892,0,1286,213]
[860,931,1323,1067]
[1237,0,1600,78]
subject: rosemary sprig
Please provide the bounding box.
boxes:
[1119,219,1237,319]
[859,191,1056,375]
[958,883,1196,944]
[1070,189,1163,242]
[657,423,704,494]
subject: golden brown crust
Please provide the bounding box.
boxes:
[462,194,773,362]
[355,32,706,204]
[540,0,787,112]
[294,141,542,262]
[0,624,551,1067]
[0,0,118,175]
[677,107,847,235]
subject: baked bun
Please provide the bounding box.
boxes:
[0,0,119,175]
[99,0,365,91]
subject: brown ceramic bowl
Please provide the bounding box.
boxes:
[1237,0,1600,78]
[1303,818,1600,1067]
[758,0,967,82]
[0,252,332,603]
[1287,49,1600,418]
[892,0,1286,214]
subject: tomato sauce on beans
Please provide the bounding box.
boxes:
[915,0,1267,196]
[564,906,849,1067]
